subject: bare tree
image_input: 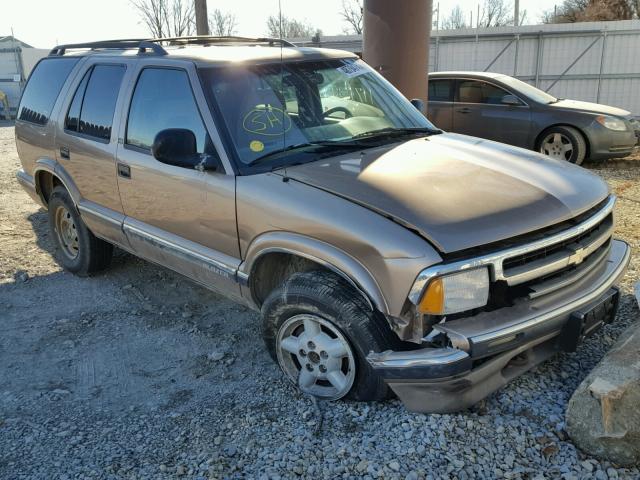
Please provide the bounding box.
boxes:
[518,9,528,25]
[209,9,237,36]
[341,0,363,34]
[131,0,194,38]
[170,0,194,36]
[442,5,467,29]
[543,0,634,22]
[478,0,513,27]
[266,15,316,38]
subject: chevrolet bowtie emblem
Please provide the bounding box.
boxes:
[568,247,587,266]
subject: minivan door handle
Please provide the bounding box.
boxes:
[117,163,131,179]
[456,107,472,114]
[60,146,70,159]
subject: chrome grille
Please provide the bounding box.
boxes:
[501,211,613,286]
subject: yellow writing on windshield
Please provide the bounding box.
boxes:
[242,105,292,136]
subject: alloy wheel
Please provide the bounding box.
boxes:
[276,314,356,400]
[540,132,574,161]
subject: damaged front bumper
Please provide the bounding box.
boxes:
[367,239,631,413]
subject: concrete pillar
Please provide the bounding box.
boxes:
[363,0,432,106]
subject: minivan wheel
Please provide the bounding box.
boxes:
[48,186,113,275]
[262,270,393,402]
[537,126,587,165]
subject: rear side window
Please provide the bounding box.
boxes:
[65,70,90,133]
[18,58,79,125]
[428,79,453,102]
[65,64,126,140]
[126,68,209,152]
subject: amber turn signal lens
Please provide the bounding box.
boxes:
[418,277,444,315]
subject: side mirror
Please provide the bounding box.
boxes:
[410,98,425,113]
[151,128,220,171]
[501,94,522,106]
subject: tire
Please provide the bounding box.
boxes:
[48,186,113,275]
[536,125,587,165]
[262,270,396,402]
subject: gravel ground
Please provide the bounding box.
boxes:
[1,120,639,480]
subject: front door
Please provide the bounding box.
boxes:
[115,64,241,299]
[452,79,531,147]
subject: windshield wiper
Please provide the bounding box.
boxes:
[246,141,365,167]
[351,127,441,140]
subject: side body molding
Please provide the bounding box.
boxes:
[239,231,389,314]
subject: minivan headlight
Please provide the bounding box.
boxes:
[596,115,628,131]
[417,268,489,315]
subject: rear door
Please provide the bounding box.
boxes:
[452,78,531,147]
[426,78,454,130]
[55,59,130,245]
[115,61,241,299]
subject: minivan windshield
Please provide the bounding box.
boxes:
[199,58,437,172]
[497,75,558,104]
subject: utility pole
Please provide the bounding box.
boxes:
[514,0,520,26]
[194,0,209,36]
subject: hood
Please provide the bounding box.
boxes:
[281,134,609,253]
[549,99,630,117]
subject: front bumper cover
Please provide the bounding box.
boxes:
[367,239,630,413]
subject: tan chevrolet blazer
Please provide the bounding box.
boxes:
[14,37,630,413]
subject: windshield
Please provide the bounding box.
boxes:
[199,58,436,172]
[497,75,558,104]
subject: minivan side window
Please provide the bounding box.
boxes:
[126,68,210,153]
[428,79,453,102]
[65,65,126,141]
[458,80,511,105]
[18,58,79,126]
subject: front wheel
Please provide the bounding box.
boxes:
[261,270,395,402]
[537,126,587,165]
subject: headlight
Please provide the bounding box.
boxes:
[417,267,489,315]
[596,115,628,131]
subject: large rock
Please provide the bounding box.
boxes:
[566,321,640,466]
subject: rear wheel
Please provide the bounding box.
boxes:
[48,186,113,275]
[262,270,395,402]
[537,126,587,165]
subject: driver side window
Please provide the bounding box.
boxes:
[126,68,217,157]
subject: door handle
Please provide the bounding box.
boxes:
[456,107,472,114]
[60,146,70,159]
[117,163,131,179]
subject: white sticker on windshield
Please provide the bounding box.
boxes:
[337,62,367,78]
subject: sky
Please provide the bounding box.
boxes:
[4,0,559,49]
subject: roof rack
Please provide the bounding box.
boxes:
[48,36,296,57]
[49,39,168,56]
[150,35,296,47]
